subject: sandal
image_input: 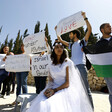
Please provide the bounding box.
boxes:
[8,101,19,106]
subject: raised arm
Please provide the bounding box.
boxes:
[82,12,92,42]
[57,36,69,47]
[55,26,69,47]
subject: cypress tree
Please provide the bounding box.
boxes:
[44,23,52,48]
[13,30,21,54]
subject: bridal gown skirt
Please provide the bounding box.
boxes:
[26,87,92,112]
[25,58,93,112]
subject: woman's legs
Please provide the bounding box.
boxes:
[34,77,47,94]
[16,72,21,97]
[11,73,16,92]
[21,72,28,94]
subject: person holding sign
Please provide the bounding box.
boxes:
[10,44,29,105]
[24,42,93,112]
[0,46,11,98]
[34,37,51,94]
[55,12,93,108]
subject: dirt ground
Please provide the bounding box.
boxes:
[0,85,110,112]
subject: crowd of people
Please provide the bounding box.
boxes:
[0,11,112,112]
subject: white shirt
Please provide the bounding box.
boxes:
[0,54,6,69]
[69,38,87,65]
[104,37,111,41]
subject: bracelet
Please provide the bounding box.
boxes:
[84,17,88,20]
[53,88,58,93]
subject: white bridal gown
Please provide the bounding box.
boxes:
[25,58,93,112]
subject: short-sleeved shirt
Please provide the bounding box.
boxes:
[69,38,87,65]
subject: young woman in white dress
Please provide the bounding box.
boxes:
[25,42,93,112]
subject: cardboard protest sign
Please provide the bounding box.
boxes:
[5,54,30,72]
[23,32,47,54]
[0,54,6,69]
[56,11,85,36]
[32,54,51,76]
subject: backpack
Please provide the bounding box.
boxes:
[70,40,92,70]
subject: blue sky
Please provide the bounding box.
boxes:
[0,0,112,44]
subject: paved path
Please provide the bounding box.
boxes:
[0,85,110,112]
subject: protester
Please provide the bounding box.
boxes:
[85,23,112,112]
[0,46,11,98]
[34,37,51,94]
[10,44,29,105]
[55,11,93,108]
[24,42,93,112]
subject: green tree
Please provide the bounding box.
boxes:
[23,29,29,38]
[88,33,98,45]
[4,34,9,46]
[84,29,98,45]
[8,39,13,52]
[44,23,52,48]
[18,35,23,54]
[0,43,4,52]
[0,26,3,34]
[34,21,40,33]
[13,30,21,54]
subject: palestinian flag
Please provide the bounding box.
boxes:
[87,52,112,77]
[85,37,112,77]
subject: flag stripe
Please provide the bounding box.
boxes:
[92,64,112,77]
[86,52,112,65]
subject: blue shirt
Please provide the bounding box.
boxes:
[69,38,87,65]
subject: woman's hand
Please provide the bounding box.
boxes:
[2,56,7,61]
[44,88,55,98]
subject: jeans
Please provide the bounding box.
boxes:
[104,78,112,112]
[76,64,94,109]
[16,72,28,97]
[34,76,47,94]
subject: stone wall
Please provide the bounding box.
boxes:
[27,71,35,86]
[27,68,107,91]
[88,68,106,91]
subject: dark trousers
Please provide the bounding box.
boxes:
[0,75,7,90]
[0,69,8,91]
[1,75,11,95]
[10,72,16,92]
[34,77,47,94]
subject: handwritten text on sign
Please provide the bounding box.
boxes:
[5,54,30,72]
[23,32,47,54]
[32,55,51,76]
[56,11,85,36]
[0,54,6,69]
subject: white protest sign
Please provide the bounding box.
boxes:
[0,54,6,69]
[23,32,47,54]
[32,54,51,76]
[5,54,30,72]
[56,11,85,36]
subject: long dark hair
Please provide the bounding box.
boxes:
[51,42,67,65]
[0,45,9,54]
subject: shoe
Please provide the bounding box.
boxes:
[0,94,4,98]
[10,91,14,94]
[8,101,20,106]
